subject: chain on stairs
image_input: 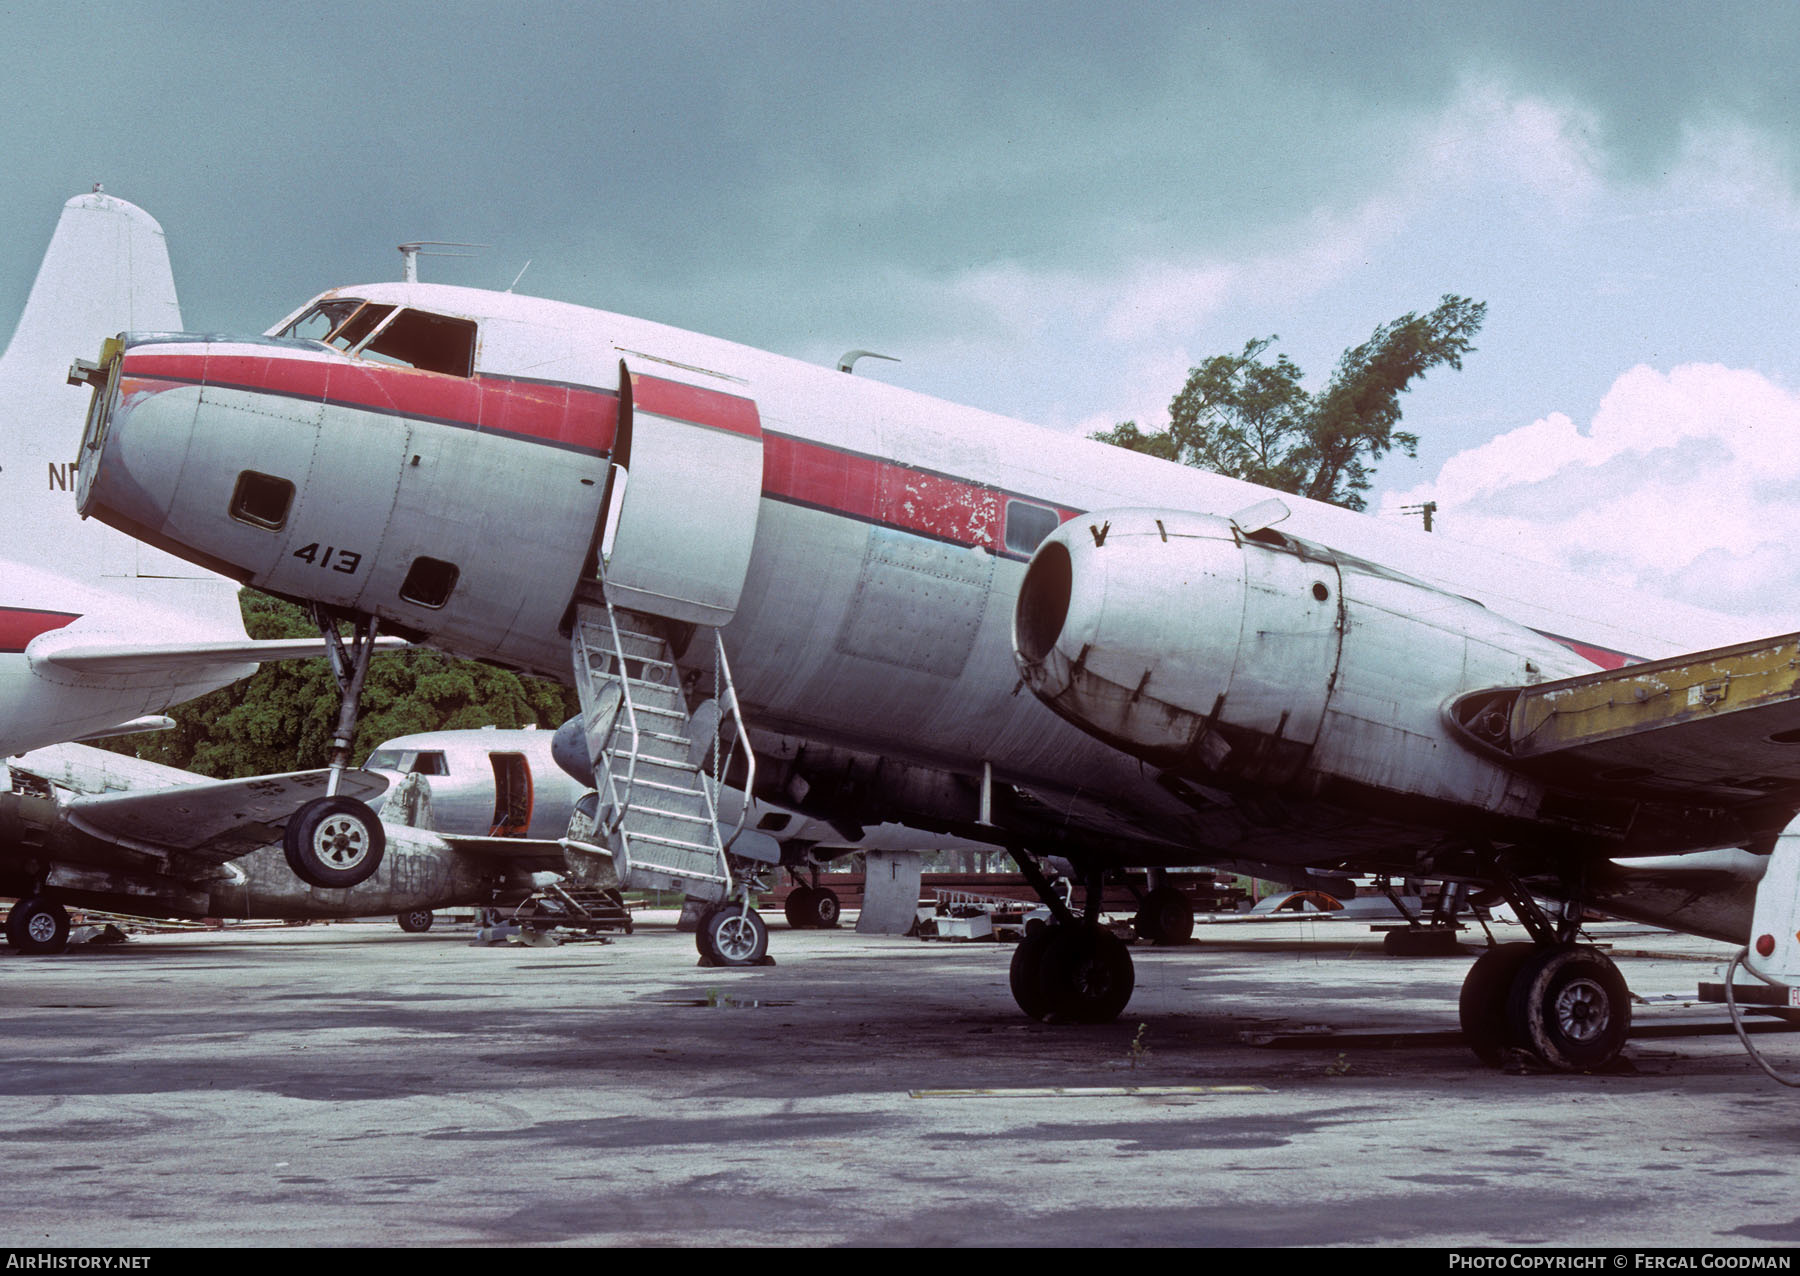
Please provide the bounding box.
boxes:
[562,589,757,908]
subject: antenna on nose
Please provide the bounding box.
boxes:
[396,241,489,283]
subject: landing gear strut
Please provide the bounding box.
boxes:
[1006,850,1135,1023]
[283,606,386,890]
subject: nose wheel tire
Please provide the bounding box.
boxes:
[6,897,70,955]
[1009,923,1135,1023]
[283,795,386,889]
[397,909,434,933]
[697,905,769,966]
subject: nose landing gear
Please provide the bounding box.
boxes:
[280,605,388,890]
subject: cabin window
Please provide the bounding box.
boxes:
[400,556,460,609]
[229,471,294,530]
[1003,499,1060,556]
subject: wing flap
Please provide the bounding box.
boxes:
[64,769,390,866]
[1450,631,1800,801]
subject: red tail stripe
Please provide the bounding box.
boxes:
[0,608,78,652]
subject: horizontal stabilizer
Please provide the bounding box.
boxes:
[73,715,175,741]
[1449,630,1800,802]
[65,768,389,866]
[31,634,408,676]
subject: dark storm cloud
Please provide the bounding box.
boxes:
[2,1,1797,353]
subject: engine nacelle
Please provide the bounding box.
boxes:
[1013,508,1595,816]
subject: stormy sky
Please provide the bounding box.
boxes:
[4,1,1798,627]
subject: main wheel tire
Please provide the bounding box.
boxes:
[1505,944,1632,1072]
[1009,927,1058,1020]
[698,905,769,966]
[808,888,841,929]
[1133,886,1195,945]
[783,886,818,929]
[1459,941,1537,1066]
[6,897,70,955]
[397,909,434,933]
[283,796,386,889]
[1033,924,1136,1024]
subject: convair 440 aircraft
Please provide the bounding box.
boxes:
[68,274,1800,1072]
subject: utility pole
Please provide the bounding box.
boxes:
[1399,501,1437,533]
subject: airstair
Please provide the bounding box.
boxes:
[561,595,758,907]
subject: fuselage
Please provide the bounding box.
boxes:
[70,281,1771,882]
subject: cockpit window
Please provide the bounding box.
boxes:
[276,298,477,377]
[278,299,364,343]
[363,748,449,776]
[361,309,477,377]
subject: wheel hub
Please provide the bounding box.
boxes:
[26,913,56,943]
[1554,977,1609,1042]
[316,817,368,868]
[715,916,758,961]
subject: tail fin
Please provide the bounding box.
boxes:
[0,191,242,629]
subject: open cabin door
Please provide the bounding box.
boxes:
[597,359,764,627]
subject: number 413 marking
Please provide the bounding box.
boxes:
[292,543,363,574]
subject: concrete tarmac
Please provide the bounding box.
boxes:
[2,912,1797,1248]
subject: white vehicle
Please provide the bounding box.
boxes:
[67,262,1800,1070]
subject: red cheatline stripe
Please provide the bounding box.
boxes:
[0,608,79,652]
[630,371,761,439]
[763,435,1069,551]
[1540,632,1638,670]
[120,351,619,454]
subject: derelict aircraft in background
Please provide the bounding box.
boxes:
[64,230,1800,1073]
[0,192,420,951]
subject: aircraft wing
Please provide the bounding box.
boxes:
[439,835,575,872]
[1449,630,1800,805]
[63,769,389,867]
[30,635,408,676]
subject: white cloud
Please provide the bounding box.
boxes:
[1382,362,1800,629]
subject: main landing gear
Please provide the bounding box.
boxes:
[1456,876,1631,1072]
[1130,878,1195,946]
[283,606,386,890]
[1007,850,1135,1023]
[782,869,841,930]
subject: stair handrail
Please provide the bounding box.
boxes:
[711,629,758,849]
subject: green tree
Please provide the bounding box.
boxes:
[1092,295,1485,511]
[99,591,580,778]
